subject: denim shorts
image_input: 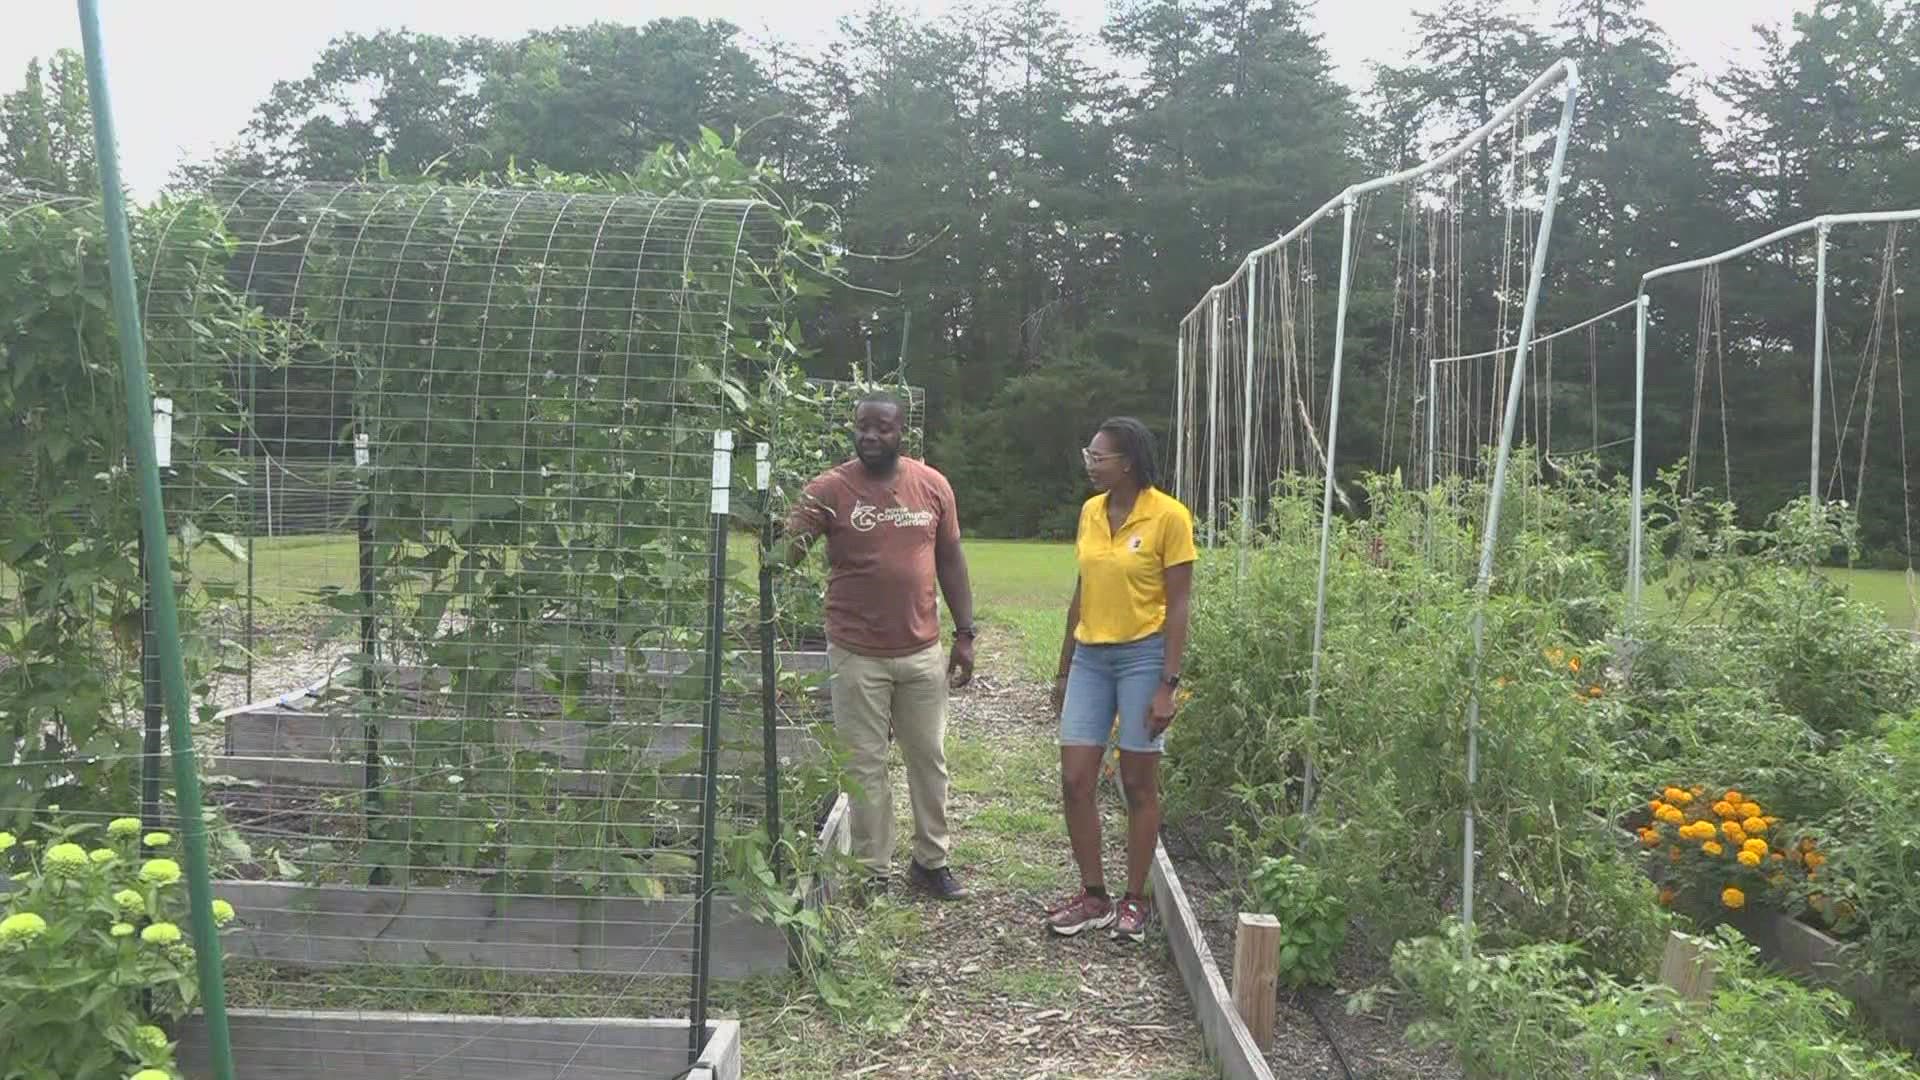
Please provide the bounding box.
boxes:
[1059,634,1167,754]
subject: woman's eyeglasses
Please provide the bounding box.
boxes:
[1080,448,1120,467]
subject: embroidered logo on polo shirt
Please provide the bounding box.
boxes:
[851,500,935,533]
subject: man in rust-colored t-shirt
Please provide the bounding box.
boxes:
[786,393,976,901]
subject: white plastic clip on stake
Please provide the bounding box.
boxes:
[711,431,734,515]
[151,397,173,470]
[354,432,370,468]
[755,442,771,493]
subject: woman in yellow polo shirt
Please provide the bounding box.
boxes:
[1044,417,1196,943]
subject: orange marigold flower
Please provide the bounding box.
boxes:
[1649,799,1666,813]
[1569,656,1582,673]
[1738,850,1763,868]
[1724,790,1744,804]
[1639,828,1660,847]
[1721,821,1747,844]
[1739,802,1763,820]
[1658,887,1677,906]
[1703,840,1724,856]
[1741,817,1767,835]
[1722,887,1746,910]
[1804,851,1826,871]
[1712,801,1738,819]
[1587,685,1604,699]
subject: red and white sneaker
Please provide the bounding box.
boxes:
[1044,889,1115,936]
[1110,896,1151,943]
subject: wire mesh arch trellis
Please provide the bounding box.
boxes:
[133,179,795,1077]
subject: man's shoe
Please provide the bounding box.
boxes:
[908,860,969,900]
[1045,889,1115,936]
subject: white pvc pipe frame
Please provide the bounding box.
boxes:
[1174,59,1582,945]
[1626,208,1920,623]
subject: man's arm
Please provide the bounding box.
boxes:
[779,482,834,567]
[934,475,976,686]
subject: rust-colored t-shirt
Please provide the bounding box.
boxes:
[787,458,960,658]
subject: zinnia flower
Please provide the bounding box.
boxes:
[142,832,171,848]
[114,888,145,914]
[133,1025,168,1052]
[130,1070,172,1080]
[1722,887,1746,910]
[110,922,135,938]
[107,817,142,838]
[0,832,15,852]
[141,922,182,945]
[45,842,90,875]
[139,858,182,886]
[0,911,47,943]
[89,848,117,865]
[211,899,236,926]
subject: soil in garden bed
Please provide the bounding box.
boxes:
[1159,828,1461,1080]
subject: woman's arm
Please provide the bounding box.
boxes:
[1161,563,1193,682]
[1057,576,1083,677]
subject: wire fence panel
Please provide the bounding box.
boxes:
[127,180,789,1077]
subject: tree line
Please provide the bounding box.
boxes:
[4,0,1918,545]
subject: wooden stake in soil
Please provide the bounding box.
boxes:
[1658,930,1718,1003]
[1232,912,1282,1052]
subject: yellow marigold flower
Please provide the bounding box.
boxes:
[139,858,182,886]
[1738,802,1763,820]
[110,922,135,938]
[1649,799,1666,813]
[1658,807,1686,825]
[1743,838,1769,856]
[89,848,117,865]
[1721,821,1747,844]
[45,842,90,875]
[0,911,48,943]
[1639,828,1660,847]
[133,1025,168,1052]
[1724,790,1744,805]
[1742,817,1767,835]
[1763,816,1780,827]
[0,832,15,852]
[142,832,171,848]
[211,899,236,926]
[141,922,182,945]
[1722,887,1746,910]
[1738,850,1762,868]
[1569,656,1582,673]
[1804,851,1826,871]
[1712,801,1738,819]
[1690,785,1707,796]
[1672,790,1692,805]
[1703,841,1724,856]
[107,817,142,838]
[1800,838,1818,853]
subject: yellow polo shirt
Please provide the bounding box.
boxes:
[1074,487,1198,644]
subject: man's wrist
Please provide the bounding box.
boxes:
[953,625,977,640]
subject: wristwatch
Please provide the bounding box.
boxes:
[954,626,977,640]
[1162,673,1181,688]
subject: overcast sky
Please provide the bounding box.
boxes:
[7,0,1815,196]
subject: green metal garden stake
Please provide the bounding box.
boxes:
[75,4,237,1077]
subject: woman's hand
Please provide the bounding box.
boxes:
[1148,683,1178,738]
[1051,674,1069,718]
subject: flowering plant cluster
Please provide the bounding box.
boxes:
[1635,786,1825,920]
[0,817,239,1080]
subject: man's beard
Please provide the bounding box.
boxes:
[856,443,900,471]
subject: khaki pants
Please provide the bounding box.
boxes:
[827,642,950,875]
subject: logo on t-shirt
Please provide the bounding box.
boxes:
[1128,535,1144,551]
[850,499,936,533]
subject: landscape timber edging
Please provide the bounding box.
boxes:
[1150,840,1276,1080]
[208,791,850,980]
[175,1009,741,1080]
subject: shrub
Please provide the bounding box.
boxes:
[0,819,238,1080]
[1246,855,1346,989]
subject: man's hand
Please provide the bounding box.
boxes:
[1148,683,1179,738]
[948,634,976,689]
